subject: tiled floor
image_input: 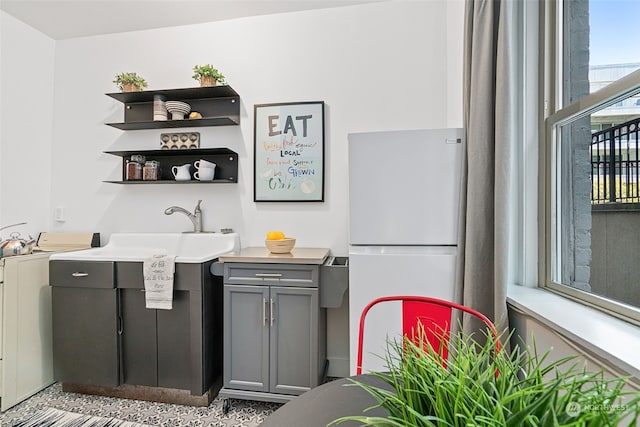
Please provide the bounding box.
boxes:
[0,383,280,427]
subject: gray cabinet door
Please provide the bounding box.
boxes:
[121,289,192,391]
[121,288,157,387]
[270,286,318,395]
[223,284,269,392]
[51,287,119,387]
[157,290,192,391]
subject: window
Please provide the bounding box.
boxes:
[544,0,640,323]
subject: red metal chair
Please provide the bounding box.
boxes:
[356,295,501,375]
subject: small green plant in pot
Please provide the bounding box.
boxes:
[192,64,225,87]
[113,72,148,92]
[331,329,640,426]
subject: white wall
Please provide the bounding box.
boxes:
[45,1,463,252]
[1,1,464,377]
[1,11,55,239]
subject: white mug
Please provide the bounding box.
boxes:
[171,164,191,181]
[194,167,215,181]
[194,159,216,170]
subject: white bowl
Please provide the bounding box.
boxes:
[265,238,296,254]
[167,106,191,113]
[166,101,191,110]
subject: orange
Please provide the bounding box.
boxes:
[266,231,285,240]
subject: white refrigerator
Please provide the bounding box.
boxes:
[347,128,464,374]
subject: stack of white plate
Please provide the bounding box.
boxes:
[165,101,191,120]
[153,95,167,121]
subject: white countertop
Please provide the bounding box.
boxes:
[218,247,330,265]
[49,232,240,264]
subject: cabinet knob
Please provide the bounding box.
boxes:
[71,272,89,277]
[255,273,282,278]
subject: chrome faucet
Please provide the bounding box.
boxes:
[164,199,203,233]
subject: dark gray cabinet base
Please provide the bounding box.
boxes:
[50,260,222,406]
[61,382,218,407]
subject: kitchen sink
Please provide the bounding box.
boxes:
[49,232,240,263]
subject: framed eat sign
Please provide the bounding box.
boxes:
[253,101,325,202]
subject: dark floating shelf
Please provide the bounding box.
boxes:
[105,148,237,157]
[105,86,239,103]
[104,179,235,184]
[106,117,239,130]
[106,86,240,130]
[104,148,239,184]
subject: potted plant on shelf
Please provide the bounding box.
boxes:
[192,64,225,87]
[113,72,148,92]
[331,329,640,426]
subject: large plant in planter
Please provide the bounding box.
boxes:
[332,330,639,426]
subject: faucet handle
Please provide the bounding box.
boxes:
[195,199,202,212]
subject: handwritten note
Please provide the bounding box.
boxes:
[254,102,324,201]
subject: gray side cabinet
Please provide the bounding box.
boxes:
[221,263,326,403]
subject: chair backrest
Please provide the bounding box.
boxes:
[356,295,501,375]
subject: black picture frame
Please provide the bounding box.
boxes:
[253,101,325,202]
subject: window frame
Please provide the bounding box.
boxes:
[542,0,640,325]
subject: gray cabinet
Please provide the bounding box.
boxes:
[221,263,326,404]
[117,261,220,396]
[50,259,222,398]
[120,287,192,391]
[269,286,320,395]
[120,287,157,387]
[224,285,269,392]
[49,261,119,387]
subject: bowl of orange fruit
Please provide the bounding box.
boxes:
[265,231,296,254]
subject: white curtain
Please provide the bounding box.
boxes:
[457,0,520,334]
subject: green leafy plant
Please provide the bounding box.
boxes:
[112,72,148,91]
[331,329,640,426]
[192,64,225,83]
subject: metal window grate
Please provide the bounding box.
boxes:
[590,117,640,203]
